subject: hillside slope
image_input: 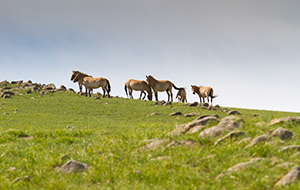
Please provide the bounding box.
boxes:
[0,81,300,189]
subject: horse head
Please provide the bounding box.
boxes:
[71,71,79,81]
[191,85,197,95]
[73,73,80,83]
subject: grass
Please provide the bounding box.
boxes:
[0,83,300,189]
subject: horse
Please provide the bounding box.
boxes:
[191,85,218,105]
[124,79,152,100]
[70,70,92,92]
[146,75,180,102]
[73,71,111,97]
[176,88,187,103]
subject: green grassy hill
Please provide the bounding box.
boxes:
[0,81,300,189]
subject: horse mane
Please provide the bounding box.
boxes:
[147,75,157,82]
[75,71,93,78]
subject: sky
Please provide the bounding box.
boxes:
[0,0,300,112]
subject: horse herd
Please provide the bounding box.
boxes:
[70,71,218,105]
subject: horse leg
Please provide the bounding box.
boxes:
[199,95,202,105]
[154,91,158,101]
[139,91,143,99]
[85,88,88,97]
[89,89,92,97]
[170,90,173,102]
[102,87,106,98]
[142,91,146,100]
[79,84,82,92]
[129,88,133,99]
[166,89,170,102]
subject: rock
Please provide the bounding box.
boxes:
[58,85,67,91]
[170,116,219,135]
[163,102,172,106]
[150,112,159,116]
[141,139,170,150]
[215,104,220,108]
[201,103,209,108]
[3,94,11,99]
[199,116,243,138]
[214,131,246,145]
[187,125,206,134]
[196,114,219,120]
[271,127,293,140]
[60,160,88,173]
[155,100,166,105]
[68,88,76,93]
[184,113,198,117]
[1,91,15,97]
[0,80,9,86]
[227,110,242,115]
[11,80,23,84]
[269,117,300,126]
[247,134,270,147]
[207,106,216,111]
[166,140,198,148]
[237,137,252,145]
[26,89,32,94]
[217,158,265,178]
[169,111,182,116]
[61,154,71,161]
[43,83,56,91]
[279,145,300,152]
[275,166,300,186]
[227,158,265,172]
[188,102,199,107]
[94,96,101,100]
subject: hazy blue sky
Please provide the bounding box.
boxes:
[1,0,299,112]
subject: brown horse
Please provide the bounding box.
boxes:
[146,75,180,102]
[124,79,152,100]
[73,71,111,97]
[71,70,92,92]
[191,85,218,105]
[176,88,187,103]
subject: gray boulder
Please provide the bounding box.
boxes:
[271,127,293,140]
[269,117,300,126]
[199,116,243,138]
[275,166,300,186]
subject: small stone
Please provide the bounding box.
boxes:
[169,111,182,116]
[184,113,198,117]
[60,160,88,173]
[188,102,199,107]
[141,139,170,150]
[155,100,166,105]
[163,102,172,106]
[227,110,242,115]
[61,154,71,161]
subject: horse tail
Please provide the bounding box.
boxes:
[106,80,111,95]
[209,89,218,99]
[172,83,180,90]
[124,84,128,97]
